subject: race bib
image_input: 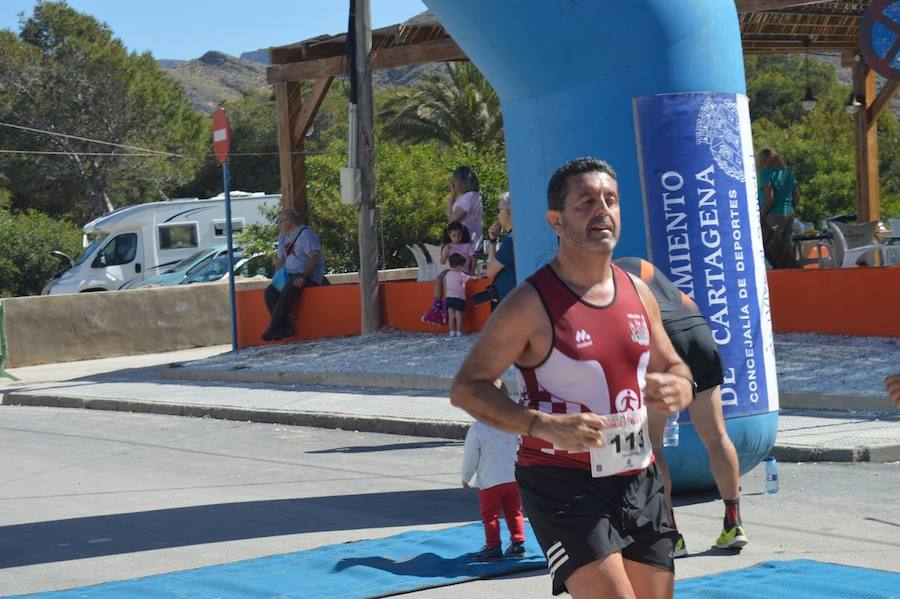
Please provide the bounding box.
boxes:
[589,407,652,477]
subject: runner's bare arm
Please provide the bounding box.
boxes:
[450,283,610,452]
[630,274,694,414]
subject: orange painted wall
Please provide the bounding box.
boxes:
[381,278,493,333]
[767,266,900,337]
[236,266,899,348]
[237,277,494,349]
[236,284,361,348]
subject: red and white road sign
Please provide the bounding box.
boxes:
[212,107,231,164]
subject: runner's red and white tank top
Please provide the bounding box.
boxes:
[516,263,653,472]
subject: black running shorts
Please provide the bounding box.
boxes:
[667,322,725,392]
[516,463,676,596]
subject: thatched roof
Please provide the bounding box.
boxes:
[268,2,871,73]
[739,1,869,53]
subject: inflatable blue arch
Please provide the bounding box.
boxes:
[424,0,778,491]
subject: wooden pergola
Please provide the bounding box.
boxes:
[266,0,898,224]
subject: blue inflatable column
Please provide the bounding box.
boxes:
[424,0,778,491]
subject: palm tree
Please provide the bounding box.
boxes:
[379,62,504,147]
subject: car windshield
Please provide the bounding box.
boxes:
[184,253,218,277]
[168,250,209,273]
[73,235,108,267]
[185,255,233,283]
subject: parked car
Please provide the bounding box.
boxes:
[181,252,270,285]
[126,245,238,289]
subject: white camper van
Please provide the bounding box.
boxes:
[42,192,280,295]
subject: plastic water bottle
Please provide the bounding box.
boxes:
[765,457,779,494]
[662,413,680,447]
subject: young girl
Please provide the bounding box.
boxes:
[440,221,474,274]
[444,253,473,337]
[461,420,527,561]
[421,222,474,326]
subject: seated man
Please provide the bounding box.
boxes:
[262,208,326,341]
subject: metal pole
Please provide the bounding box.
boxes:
[223,160,238,351]
[353,0,380,334]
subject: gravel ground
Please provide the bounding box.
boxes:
[180,330,900,397]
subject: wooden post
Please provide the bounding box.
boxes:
[853,61,879,224]
[353,0,381,334]
[275,81,308,222]
[274,78,334,223]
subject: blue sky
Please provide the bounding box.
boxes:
[1,0,428,60]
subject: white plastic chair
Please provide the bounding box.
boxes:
[406,243,434,281]
[423,243,450,276]
[826,221,885,268]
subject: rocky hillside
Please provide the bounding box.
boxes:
[158,50,443,114]
[160,51,268,114]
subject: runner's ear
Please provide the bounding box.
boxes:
[546,210,563,235]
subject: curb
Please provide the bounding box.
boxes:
[158,367,460,392]
[0,391,470,440]
[159,367,520,394]
[160,369,892,414]
[771,443,900,463]
[779,391,893,413]
[4,391,899,462]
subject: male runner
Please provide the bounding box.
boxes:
[616,257,747,555]
[451,158,694,598]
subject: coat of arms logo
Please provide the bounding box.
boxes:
[695,96,744,182]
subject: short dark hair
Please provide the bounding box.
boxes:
[448,253,467,268]
[546,157,618,211]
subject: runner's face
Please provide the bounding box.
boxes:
[548,171,620,254]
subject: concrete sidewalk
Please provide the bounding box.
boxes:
[2,346,899,463]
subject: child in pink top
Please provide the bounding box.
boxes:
[420,222,474,327]
[440,221,474,273]
[444,253,473,337]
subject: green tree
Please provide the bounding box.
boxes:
[235,139,510,273]
[0,209,82,297]
[178,89,282,199]
[378,62,504,148]
[746,54,900,224]
[307,140,508,272]
[0,1,206,223]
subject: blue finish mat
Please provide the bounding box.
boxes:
[676,559,900,598]
[14,522,547,598]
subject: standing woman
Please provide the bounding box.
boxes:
[756,148,800,247]
[485,192,515,310]
[448,166,484,249]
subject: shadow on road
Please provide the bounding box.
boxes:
[307,440,463,454]
[0,488,477,569]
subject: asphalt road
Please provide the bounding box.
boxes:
[1,406,898,597]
